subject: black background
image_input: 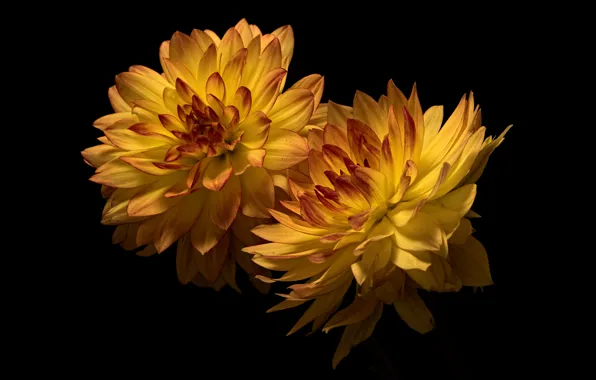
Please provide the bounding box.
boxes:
[62,5,534,379]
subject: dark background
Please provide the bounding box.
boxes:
[61,5,534,379]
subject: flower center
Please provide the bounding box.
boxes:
[172,95,243,159]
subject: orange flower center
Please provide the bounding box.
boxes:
[170,95,243,159]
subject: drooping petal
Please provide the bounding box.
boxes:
[209,174,241,230]
[393,287,435,333]
[239,167,274,218]
[449,236,493,286]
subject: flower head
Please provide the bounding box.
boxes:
[83,19,323,291]
[244,80,511,367]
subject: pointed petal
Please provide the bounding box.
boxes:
[89,159,157,188]
[353,90,388,138]
[209,174,241,230]
[268,88,314,132]
[290,74,324,111]
[328,101,353,128]
[393,287,435,333]
[238,111,270,149]
[251,68,286,114]
[450,236,493,286]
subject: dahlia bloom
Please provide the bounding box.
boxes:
[82,19,323,291]
[244,80,511,366]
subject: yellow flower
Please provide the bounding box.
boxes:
[82,19,323,292]
[244,80,511,367]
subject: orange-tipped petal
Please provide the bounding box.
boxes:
[209,174,241,230]
[202,155,233,191]
[229,145,266,175]
[291,74,324,111]
[353,90,388,138]
[252,68,286,114]
[238,111,270,149]
[268,88,314,132]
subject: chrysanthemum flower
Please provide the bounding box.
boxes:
[82,19,323,291]
[244,80,511,366]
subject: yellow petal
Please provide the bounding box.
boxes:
[196,232,230,283]
[196,43,219,100]
[127,173,185,216]
[251,223,320,244]
[272,25,294,71]
[268,88,314,132]
[268,209,329,236]
[234,18,253,46]
[169,31,202,77]
[393,287,434,333]
[229,145,266,174]
[251,68,286,114]
[322,297,377,333]
[331,300,382,369]
[328,101,353,128]
[323,124,350,156]
[422,105,444,149]
[390,246,432,271]
[191,28,217,51]
[108,86,131,113]
[392,211,442,251]
[462,125,513,185]
[209,174,241,230]
[353,90,388,139]
[308,128,324,151]
[153,190,204,253]
[232,86,252,121]
[238,111,270,149]
[309,103,328,128]
[206,72,226,104]
[222,48,248,104]
[242,240,326,258]
[190,201,226,254]
[202,155,233,191]
[218,27,244,74]
[239,167,274,218]
[450,236,493,286]
[449,218,472,244]
[263,128,309,170]
[290,74,324,111]
[115,71,165,106]
[176,234,200,284]
[82,144,127,168]
[308,149,333,188]
[103,125,171,151]
[90,159,157,188]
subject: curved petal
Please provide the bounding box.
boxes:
[262,129,309,170]
[209,174,241,230]
[239,167,274,218]
[202,155,233,191]
[268,88,314,132]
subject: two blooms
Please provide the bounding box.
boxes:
[82,19,510,368]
